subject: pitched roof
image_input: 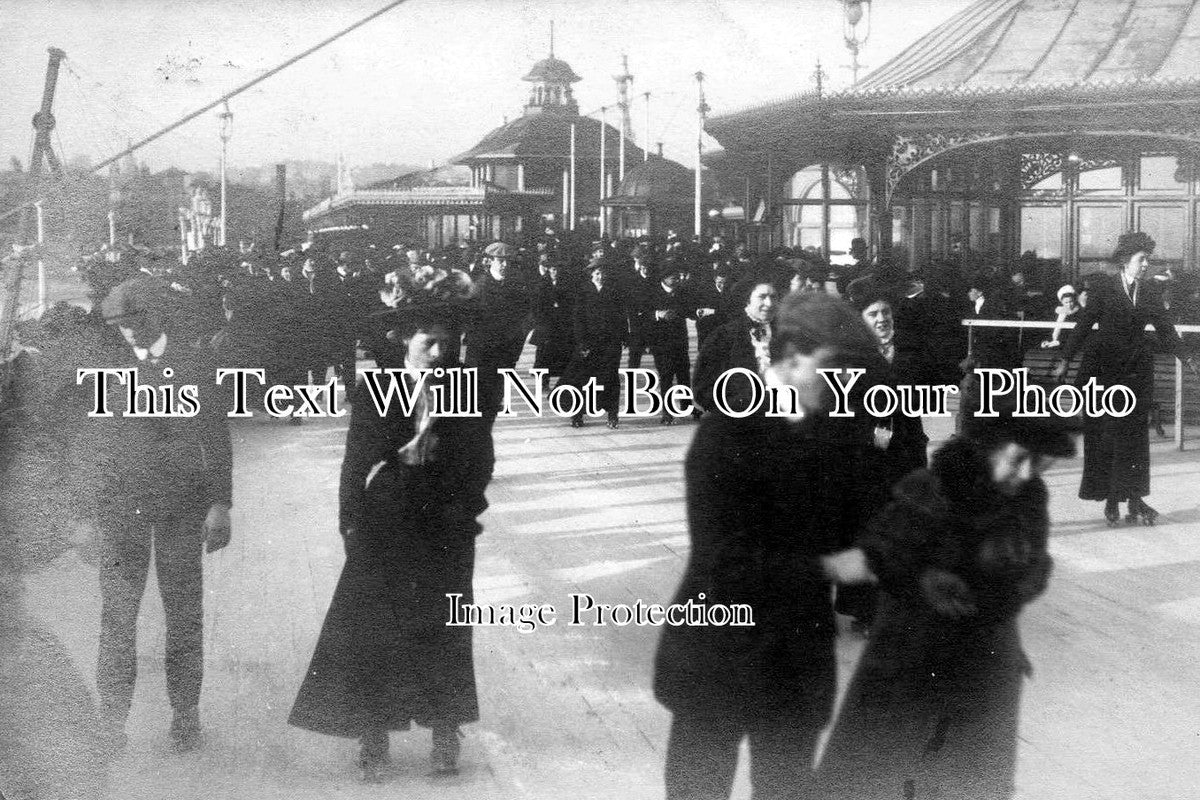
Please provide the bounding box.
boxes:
[706,0,1200,149]
[452,113,643,163]
[859,0,1200,92]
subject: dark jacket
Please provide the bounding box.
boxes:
[70,337,232,522]
[1062,277,1183,400]
[654,413,859,726]
[572,281,628,351]
[648,283,692,351]
[691,316,763,414]
[689,281,731,346]
[465,271,532,360]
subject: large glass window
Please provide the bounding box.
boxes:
[1139,156,1188,192]
[1136,204,1186,262]
[1076,206,1126,260]
[1077,165,1123,193]
[1020,207,1063,259]
[782,165,868,264]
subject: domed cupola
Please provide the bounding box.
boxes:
[523,33,581,116]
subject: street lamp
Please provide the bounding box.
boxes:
[218,102,233,247]
[842,0,872,86]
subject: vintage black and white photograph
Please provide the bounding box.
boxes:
[3,1,1200,798]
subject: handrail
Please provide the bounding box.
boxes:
[961,318,1200,333]
[959,317,1200,450]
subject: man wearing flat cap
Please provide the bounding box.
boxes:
[465,241,532,421]
[80,277,233,755]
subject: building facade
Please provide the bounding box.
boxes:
[303,49,641,248]
[705,0,1200,278]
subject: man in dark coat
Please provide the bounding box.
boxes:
[690,268,733,349]
[648,262,694,424]
[559,260,627,428]
[625,255,657,370]
[655,292,881,800]
[81,277,233,755]
[464,243,532,421]
[531,261,575,377]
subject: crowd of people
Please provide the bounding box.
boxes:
[2,225,1198,800]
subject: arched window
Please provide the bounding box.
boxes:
[781,165,868,264]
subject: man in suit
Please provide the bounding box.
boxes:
[958,270,1019,426]
[464,242,532,422]
[625,256,657,370]
[649,261,694,425]
[560,260,627,428]
[85,277,233,755]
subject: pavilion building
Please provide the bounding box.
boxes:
[303,47,641,248]
[705,0,1200,278]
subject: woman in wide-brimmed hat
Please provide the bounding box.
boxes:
[289,267,493,781]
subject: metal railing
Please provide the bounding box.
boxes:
[962,318,1200,450]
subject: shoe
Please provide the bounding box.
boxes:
[659,415,675,426]
[1128,497,1159,526]
[288,415,304,426]
[430,726,461,775]
[570,416,584,428]
[168,707,201,754]
[1104,499,1121,527]
[606,417,619,429]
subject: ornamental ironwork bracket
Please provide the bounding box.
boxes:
[886,132,999,205]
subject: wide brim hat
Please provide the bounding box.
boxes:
[846,275,899,312]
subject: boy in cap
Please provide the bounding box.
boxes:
[85,277,233,755]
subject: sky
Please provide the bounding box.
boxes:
[1,0,974,177]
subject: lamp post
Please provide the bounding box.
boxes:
[842,0,872,86]
[218,102,233,247]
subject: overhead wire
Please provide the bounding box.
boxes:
[1,0,413,225]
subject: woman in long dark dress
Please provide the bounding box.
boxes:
[1054,232,1198,525]
[654,292,881,800]
[818,414,1075,800]
[288,274,494,781]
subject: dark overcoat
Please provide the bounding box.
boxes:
[819,436,1052,800]
[653,413,860,728]
[1061,278,1182,500]
[690,316,761,415]
[531,275,575,376]
[288,377,495,737]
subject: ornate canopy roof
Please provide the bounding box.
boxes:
[860,0,1200,92]
[707,0,1200,158]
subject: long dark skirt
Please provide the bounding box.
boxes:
[1079,409,1151,501]
[818,594,1025,800]
[288,518,478,738]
